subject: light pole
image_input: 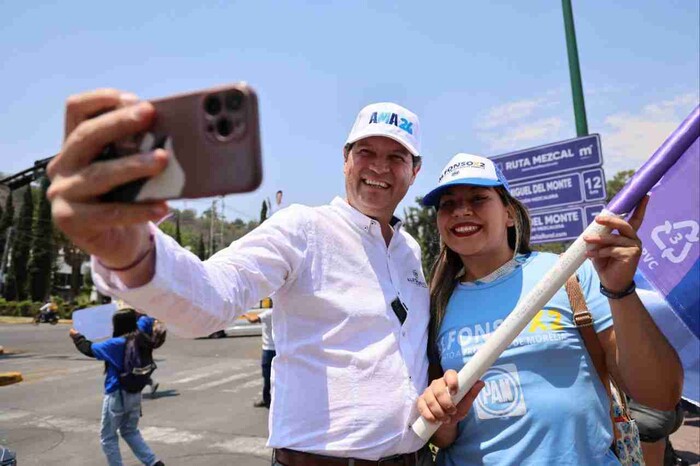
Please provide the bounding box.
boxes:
[562,0,589,137]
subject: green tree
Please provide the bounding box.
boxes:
[29,178,53,301]
[403,197,440,280]
[197,233,206,260]
[0,193,14,261]
[5,187,33,300]
[175,212,182,245]
[260,200,268,223]
[606,170,635,201]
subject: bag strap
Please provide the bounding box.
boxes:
[564,275,620,440]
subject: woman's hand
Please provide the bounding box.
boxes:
[584,196,649,293]
[416,369,484,426]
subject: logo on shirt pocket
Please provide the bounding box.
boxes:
[474,363,526,420]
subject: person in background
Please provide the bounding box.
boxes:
[244,304,275,409]
[268,190,284,216]
[69,309,164,466]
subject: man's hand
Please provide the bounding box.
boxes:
[69,328,81,339]
[47,89,169,274]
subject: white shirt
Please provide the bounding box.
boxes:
[258,308,274,351]
[91,197,430,460]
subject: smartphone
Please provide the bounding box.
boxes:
[96,83,262,202]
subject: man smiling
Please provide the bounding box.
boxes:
[48,92,439,465]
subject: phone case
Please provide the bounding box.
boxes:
[97,83,262,202]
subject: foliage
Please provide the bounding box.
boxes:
[29,177,53,301]
[403,197,440,280]
[4,187,33,300]
[260,200,268,223]
[606,170,635,202]
[0,192,14,261]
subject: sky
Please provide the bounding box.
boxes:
[1,0,698,222]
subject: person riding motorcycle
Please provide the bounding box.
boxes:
[35,300,59,325]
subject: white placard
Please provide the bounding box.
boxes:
[72,303,118,341]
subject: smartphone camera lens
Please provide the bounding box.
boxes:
[204,95,222,116]
[216,117,233,138]
[224,90,244,111]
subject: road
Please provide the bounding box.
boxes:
[1,322,698,465]
[0,322,272,465]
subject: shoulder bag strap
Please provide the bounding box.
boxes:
[564,275,619,440]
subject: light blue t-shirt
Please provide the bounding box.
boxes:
[436,252,619,466]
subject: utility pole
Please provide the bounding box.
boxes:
[220,196,225,247]
[562,0,589,136]
[209,199,216,256]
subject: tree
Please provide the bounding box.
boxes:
[197,233,206,260]
[175,212,182,245]
[0,193,13,262]
[260,200,268,223]
[403,197,440,280]
[606,170,635,201]
[28,178,53,301]
[4,187,33,300]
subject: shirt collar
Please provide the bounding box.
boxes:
[330,197,403,234]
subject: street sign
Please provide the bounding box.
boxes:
[491,134,603,183]
[530,202,608,244]
[510,168,607,211]
[530,206,586,244]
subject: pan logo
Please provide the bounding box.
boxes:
[474,364,526,420]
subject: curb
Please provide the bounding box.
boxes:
[0,372,23,386]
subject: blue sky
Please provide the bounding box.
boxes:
[1,0,698,222]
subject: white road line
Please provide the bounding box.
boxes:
[1,411,270,458]
[212,436,270,458]
[191,370,259,391]
[27,364,102,383]
[222,379,262,393]
[169,360,257,384]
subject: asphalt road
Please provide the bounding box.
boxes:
[2,322,698,465]
[0,322,272,465]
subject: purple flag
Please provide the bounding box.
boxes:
[632,111,699,404]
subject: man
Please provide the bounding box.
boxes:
[268,190,284,217]
[243,307,275,408]
[47,91,474,464]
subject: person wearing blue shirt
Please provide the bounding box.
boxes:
[416,153,683,465]
[136,313,160,395]
[70,309,164,466]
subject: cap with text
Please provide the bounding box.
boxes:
[345,102,421,157]
[422,153,510,207]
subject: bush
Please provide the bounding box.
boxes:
[0,297,90,319]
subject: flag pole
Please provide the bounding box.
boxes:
[411,105,700,441]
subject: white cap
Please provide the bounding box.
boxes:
[422,153,511,207]
[345,102,421,156]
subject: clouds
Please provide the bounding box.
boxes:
[601,93,699,174]
[476,93,570,153]
[475,91,699,176]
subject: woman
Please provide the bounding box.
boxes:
[70,309,164,466]
[416,153,683,465]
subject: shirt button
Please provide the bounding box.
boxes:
[402,331,407,336]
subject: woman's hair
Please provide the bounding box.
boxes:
[428,186,532,345]
[112,308,138,338]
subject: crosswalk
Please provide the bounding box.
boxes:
[0,353,271,460]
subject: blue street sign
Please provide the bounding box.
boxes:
[491,134,603,183]
[511,168,607,211]
[581,169,607,202]
[530,206,586,244]
[584,203,607,226]
[511,172,583,211]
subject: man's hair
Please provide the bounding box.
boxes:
[276,190,283,195]
[344,143,422,168]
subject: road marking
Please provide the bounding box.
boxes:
[222,378,262,393]
[0,410,271,458]
[191,369,259,391]
[169,360,256,384]
[213,436,270,458]
[24,364,102,383]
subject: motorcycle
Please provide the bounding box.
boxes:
[34,311,59,325]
